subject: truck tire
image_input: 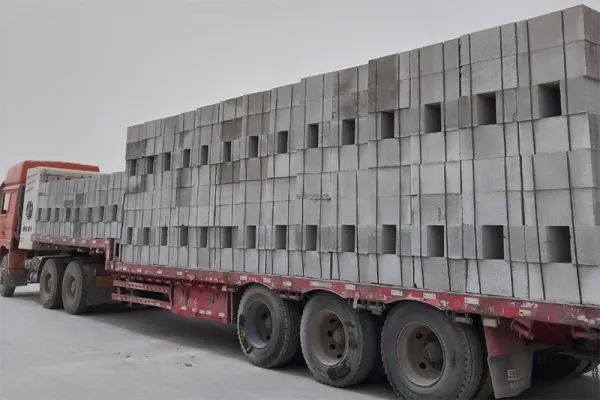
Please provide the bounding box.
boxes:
[300,292,377,388]
[39,258,67,309]
[367,315,387,383]
[237,285,301,369]
[0,256,16,298]
[381,302,484,400]
[61,260,89,315]
[532,351,598,382]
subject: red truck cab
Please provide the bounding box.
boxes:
[0,160,100,291]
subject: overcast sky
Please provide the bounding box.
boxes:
[1,0,598,175]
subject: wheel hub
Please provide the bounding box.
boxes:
[311,311,347,367]
[397,321,445,387]
[244,300,273,349]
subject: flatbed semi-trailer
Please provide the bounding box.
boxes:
[2,4,600,399]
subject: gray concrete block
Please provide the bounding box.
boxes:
[563,5,600,45]
[470,26,501,63]
[579,265,600,306]
[422,257,450,291]
[479,259,513,296]
[542,262,581,303]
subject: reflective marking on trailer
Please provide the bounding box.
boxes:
[136,268,142,273]
[423,293,436,300]
[310,281,332,288]
[218,313,225,318]
[176,271,183,276]
[240,275,248,281]
[521,302,538,309]
[262,277,271,284]
[199,310,206,315]
[157,270,163,275]
[181,306,187,311]
[206,310,212,316]
[464,297,480,305]
[390,289,403,297]
[283,281,292,287]
[92,240,97,245]
[345,284,356,291]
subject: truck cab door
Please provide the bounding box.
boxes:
[0,187,13,247]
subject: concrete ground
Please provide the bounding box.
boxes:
[1,286,598,400]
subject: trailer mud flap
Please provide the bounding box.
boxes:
[483,322,533,399]
[487,350,533,398]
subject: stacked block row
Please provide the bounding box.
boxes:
[46,5,600,305]
[34,172,130,239]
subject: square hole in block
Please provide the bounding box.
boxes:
[277,131,289,154]
[179,226,189,246]
[246,225,257,249]
[382,225,397,254]
[53,208,60,222]
[341,225,356,252]
[427,225,445,257]
[545,226,572,263]
[111,205,118,221]
[46,208,52,221]
[86,207,93,222]
[481,225,504,260]
[538,83,562,118]
[182,149,191,168]
[199,227,208,248]
[248,136,259,158]
[142,227,150,246]
[146,156,155,174]
[99,206,105,220]
[127,159,137,177]
[306,124,319,149]
[306,225,318,251]
[160,226,168,246]
[341,118,356,145]
[163,152,172,171]
[126,227,133,245]
[275,225,287,249]
[223,141,232,162]
[380,111,395,139]
[424,103,442,133]
[65,208,72,222]
[73,208,80,223]
[222,226,233,248]
[200,145,209,166]
[476,93,497,126]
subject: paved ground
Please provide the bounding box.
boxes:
[1,286,598,400]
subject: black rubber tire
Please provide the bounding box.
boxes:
[39,258,67,309]
[300,292,377,388]
[237,284,301,369]
[0,256,16,298]
[367,314,387,383]
[532,351,597,382]
[62,260,89,315]
[381,302,484,400]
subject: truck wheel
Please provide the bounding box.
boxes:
[381,302,483,400]
[300,292,376,388]
[62,260,89,315]
[532,352,597,382]
[39,258,67,309]
[0,256,16,298]
[237,285,300,369]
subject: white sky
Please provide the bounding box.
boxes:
[1,0,598,174]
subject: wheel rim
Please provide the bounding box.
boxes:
[66,275,76,298]
[397,321,445,387]
[310,310,346,367]
[245,300,273,349]
[42,271,52,294]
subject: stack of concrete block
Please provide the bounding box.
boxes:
[35,172,126,239]
[104,5,600,306]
